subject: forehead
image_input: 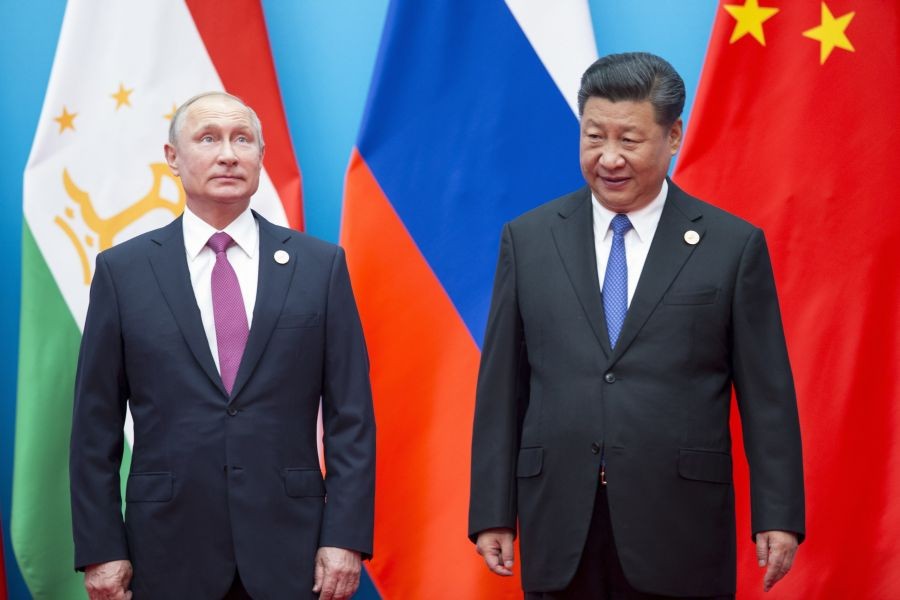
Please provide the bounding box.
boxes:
[183,96,254,131]
[581,97,656,127]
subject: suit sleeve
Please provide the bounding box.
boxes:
[468,223,530,541]
[319,246,376,557]
[70,252,130,570]
[731,228,806,542]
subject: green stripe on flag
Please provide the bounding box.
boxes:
[13,223,131,599]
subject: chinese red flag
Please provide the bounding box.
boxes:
[676,1,900,598]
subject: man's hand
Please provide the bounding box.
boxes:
[756,530,799,592]
[312,546,362,600]
[476,528,515,576]
[84,559,133,600]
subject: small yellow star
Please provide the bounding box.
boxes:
[802,2,855,64]
[110,83,134,110]
[723,0,780,46]
[54,106,77,133]
[163,103,178,120]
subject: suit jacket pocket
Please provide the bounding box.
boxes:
[678,449,732,484]
[663,288,719,305]
[283,468,326,497]
[276,312,321,329]
[126,472,174,502]
[516,447,543,478]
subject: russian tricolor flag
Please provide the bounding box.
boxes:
[341,1,596,596]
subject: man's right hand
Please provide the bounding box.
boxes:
[475,528,516,576]
[84,559,133,600]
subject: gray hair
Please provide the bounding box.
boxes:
[168,91,265,150]
[577,52,685,127]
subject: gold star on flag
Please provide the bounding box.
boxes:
[110,82,134,109]
[54,106,77,133]
[163,103,178,120]
[723,0,780,46]
[803,2,855,64]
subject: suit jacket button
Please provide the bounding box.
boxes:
[604,372,616,383]
[591,442,601,455]
[227,408,238,416]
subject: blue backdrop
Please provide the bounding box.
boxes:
[0,1,716,597]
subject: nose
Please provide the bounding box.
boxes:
[217,140,238,165]
[598,148,625,170]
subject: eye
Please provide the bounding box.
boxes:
[236,135,250,144]
[200,134,214,143]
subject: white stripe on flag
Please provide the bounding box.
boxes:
[505,0,598,116]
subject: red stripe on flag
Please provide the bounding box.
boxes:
[341,150,521,598]
[676,2,900,597]
[185,0,303,230]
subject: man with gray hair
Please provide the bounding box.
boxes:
[70,91,375,599]
[469,53,804,598]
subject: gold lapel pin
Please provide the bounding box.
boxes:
[683,230,700,245]
[273,250,290,264]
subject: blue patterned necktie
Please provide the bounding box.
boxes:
[603,214,633,348]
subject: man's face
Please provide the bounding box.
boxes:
[579,97,682,213]
[165,95,262,213]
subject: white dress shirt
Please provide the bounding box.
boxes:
[182,205,259,373]
[592,179,668,307]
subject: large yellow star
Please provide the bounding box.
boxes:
[163,103,178,120]
[110,82,134,110]
[802,2,855,64]
[54,106,77,133]
[723,0,780,46]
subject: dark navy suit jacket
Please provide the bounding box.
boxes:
[70,212,375,599]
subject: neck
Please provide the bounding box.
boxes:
[186,200,250,230]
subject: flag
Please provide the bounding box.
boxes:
[341,0,596,596]
[675,1,900,597]
[14,1,300,597]
[1,514,8,600]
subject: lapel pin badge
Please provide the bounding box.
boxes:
[273,250,290,265]
[683,230,700,245]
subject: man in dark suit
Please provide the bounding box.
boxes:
[469,53,804,598]
[70,92,375,600]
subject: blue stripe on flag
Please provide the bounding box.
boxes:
[358,0,584,346]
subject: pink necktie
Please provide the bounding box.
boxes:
[207,232,248,395]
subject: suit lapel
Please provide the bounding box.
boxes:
[610,181,704,362]
[228,212,296,403]
[551,187,612,358]
[148,217,227,396]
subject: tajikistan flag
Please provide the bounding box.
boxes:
[14,1,300,597]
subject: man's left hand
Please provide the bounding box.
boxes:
[756,530,799,592]
[312,546,362,600]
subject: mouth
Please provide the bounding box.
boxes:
[598,175,630,189]
[211,174,244,181]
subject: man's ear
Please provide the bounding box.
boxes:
[669,118,684,155]
[164,143,179,176]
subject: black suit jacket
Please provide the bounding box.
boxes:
[469,182,804,596]
[70,212,375,599]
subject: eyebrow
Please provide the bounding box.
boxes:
[193,122,255,135]
[582,119,642,131]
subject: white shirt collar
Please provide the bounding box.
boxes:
[182,204,258,261]
[592,179,668,243]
